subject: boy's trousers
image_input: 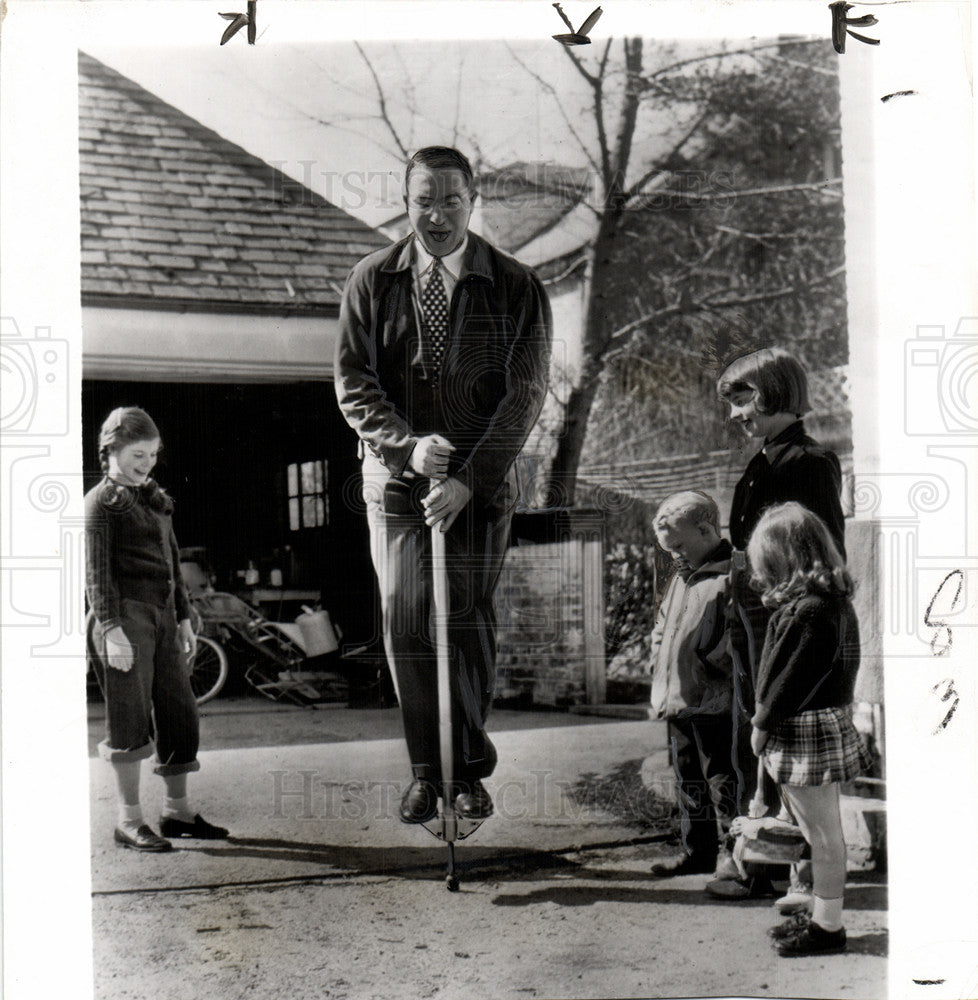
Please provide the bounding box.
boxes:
[668,714,739,863]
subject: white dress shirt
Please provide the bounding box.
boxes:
[412,234,468,310]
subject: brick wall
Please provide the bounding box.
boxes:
[495,510,605,707]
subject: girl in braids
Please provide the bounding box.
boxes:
[85,406,227,851]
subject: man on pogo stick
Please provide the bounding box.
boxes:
[335,146,552,825]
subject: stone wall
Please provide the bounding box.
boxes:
[495,509,605,707]
[493,510,885,711]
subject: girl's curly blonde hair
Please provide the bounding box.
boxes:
[747,501,853,608]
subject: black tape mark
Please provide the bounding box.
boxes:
[829,1,880,53]
[552,4,603,46]
[881,90,917,102]
[219,0,257,46]
[912,981,946,986]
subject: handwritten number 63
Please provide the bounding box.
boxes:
[925,569,964,657]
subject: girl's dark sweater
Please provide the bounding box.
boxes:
[84,478,191,631]
[751,592,861,731]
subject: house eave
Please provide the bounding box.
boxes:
[81,293,340,319]
[82,302,340,383]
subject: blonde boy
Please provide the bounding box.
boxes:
[649,491,737,877]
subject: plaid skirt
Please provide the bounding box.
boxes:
[762,706,872,786]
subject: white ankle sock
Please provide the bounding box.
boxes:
[118,803,143,831]
[812,894,844,932]
[162,796,194,821]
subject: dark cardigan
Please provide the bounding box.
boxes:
[84,478,191,631]
[751,592,861,731]
[730,420,846,558]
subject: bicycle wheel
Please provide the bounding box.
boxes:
[189,635,228,705]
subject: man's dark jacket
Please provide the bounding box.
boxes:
[334,232,552,507]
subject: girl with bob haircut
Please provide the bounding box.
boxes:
[705,345,848,906]
[746,502,871,957]
[716,346,843,555]
[85,406,227,852]
[717,346,810,422]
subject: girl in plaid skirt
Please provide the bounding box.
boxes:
[747,502,872,957]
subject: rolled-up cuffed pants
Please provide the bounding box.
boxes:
[87,598,200,777]
[365,481,511,787]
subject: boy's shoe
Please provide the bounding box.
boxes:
[774,879,814,915]
[776,921,847,957]
[651,854,716,877]
[767,912,811,940]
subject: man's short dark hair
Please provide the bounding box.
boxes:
[405,146,475,193]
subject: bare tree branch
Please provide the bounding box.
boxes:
[668,229,726,282]
[604,38,644,205]
[624,53,726,200]
[715,224,845,242]
[558,42,614,187]
[623,107,712,202]
[642,38,822,85]
[765,53,838,76]
[391,47,419,149]
[503,43,602,177]
[602,264,846,359]
[451,50,465,147]
[597,37,614,78]
[635,179,843,205]
[354,41,409,159]
[561,44,599,87]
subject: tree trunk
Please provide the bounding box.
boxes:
[543,37,645,508]
[544,368,604,507]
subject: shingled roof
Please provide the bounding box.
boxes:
[78,51,390,314]
[477,162,590,254]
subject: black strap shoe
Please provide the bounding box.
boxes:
[776,921,846,956]
[768,913,811,941]
[114,824,173,852]
[455,780,493,820]
[159,814,229,840]
[400,779,438,824]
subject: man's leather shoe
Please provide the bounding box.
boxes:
[159,814,229,840]
[114,824,172,853]
[400,779,438,824]
[455,780,493,820]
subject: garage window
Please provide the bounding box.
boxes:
[287,459,328,531]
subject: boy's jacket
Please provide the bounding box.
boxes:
[649,539,734,719]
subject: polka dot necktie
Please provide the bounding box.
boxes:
[421,257,450,379]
